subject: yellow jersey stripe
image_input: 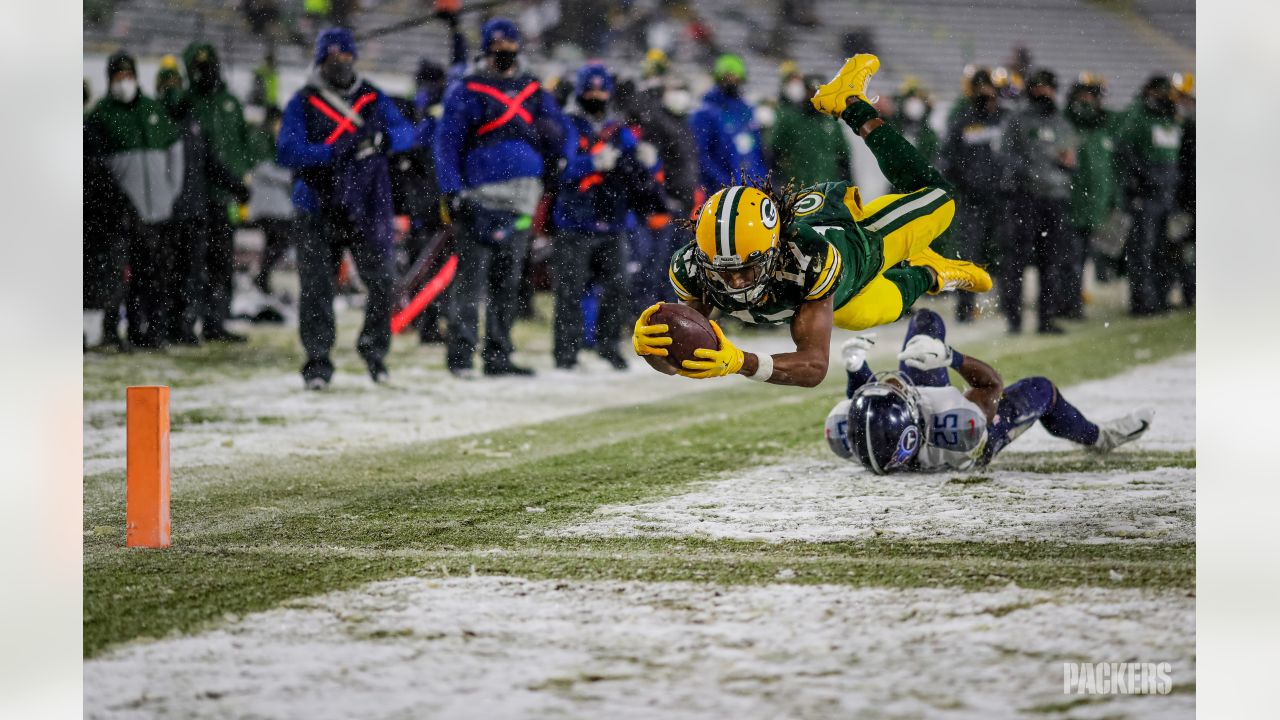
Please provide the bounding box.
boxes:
[806,244,842,300]
[809,250,842,299]
[669,265,694,301]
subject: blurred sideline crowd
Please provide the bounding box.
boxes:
[84,10,1195,388]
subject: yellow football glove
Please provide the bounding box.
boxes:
[632,302,672,357]
[678,320,745,379]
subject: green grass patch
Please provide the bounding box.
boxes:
[947,475,992,485]
[86,539,1194,657]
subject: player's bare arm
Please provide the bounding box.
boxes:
[737,295,833,388]
[955,354,1003,421]
[898,334,1003,421]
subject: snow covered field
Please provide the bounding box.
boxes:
[1008,353,1194,454]
[84,350,1196,718]
[561,461,1194,544]
[83,298,1195,718]
[563,354,1195,544]
[84,576,1194,720]
[83,359,721,476]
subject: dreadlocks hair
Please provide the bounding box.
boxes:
[678,171,805,233]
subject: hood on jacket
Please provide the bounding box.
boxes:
[183,42,224,95]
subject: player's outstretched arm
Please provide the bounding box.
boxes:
[899,335,1003,420]
[955,354,1003,422]
[737,295,834,388]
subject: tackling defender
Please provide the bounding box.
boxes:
[633,54,992,387]
[826,308,1154,473]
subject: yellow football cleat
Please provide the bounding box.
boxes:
[910,248,993,295]
[810,54,881,117]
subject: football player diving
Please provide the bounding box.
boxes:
[826,308,1155,473]
[633,54,993,388]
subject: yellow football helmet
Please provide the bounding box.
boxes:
[643,48,669,79]
[694,186,781,304]
[1077,71,1107,89]
[1173,72,1195,98]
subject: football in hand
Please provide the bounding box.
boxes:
[651,303,719,371]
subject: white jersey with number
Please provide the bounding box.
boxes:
[912,386,990,472]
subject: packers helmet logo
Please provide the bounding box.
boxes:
[794,191,825,216]
[760,197,778,229]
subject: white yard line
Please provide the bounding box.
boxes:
[84,576,1194,720]
[561,354,1195,544]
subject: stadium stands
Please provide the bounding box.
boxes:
[85,0,1193,106]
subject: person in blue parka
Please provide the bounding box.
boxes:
[278,27,415,389]
[433,17,565,378]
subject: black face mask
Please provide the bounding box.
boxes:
[1066,100,1102,127]
[491,50,518,73]
[1030,94,1057,116]
[322,60,356,89]
[160,87,185,115]
[718,81,741,98]
[420,82,444,107]
[1145,96,1176,118]
[579,97,608,116]
[974,93,997,116]
[190,62,219,93]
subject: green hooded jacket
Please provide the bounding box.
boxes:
[181,42,253,205]
[768,101,852,187]
[1065,107,1121,230]
[84,92,183,223]
[1114,100,1182,197]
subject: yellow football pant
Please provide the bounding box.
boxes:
[831,188,956,331]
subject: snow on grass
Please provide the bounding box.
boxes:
[561,354,1195,544]
[1008,353,1194,453]
[82,358,725,476]
[561,459,1194,544]
[84,576,1194,720]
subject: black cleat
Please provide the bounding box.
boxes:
[367,359,390,384]
[483,357,535,377]
[596,346,629,371]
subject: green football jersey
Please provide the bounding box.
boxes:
[668,181,883,324]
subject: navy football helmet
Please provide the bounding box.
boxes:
[847,372,924,474]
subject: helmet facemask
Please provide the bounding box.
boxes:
[695,246,778,305]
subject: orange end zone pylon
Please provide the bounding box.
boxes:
[126,386,171,548]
